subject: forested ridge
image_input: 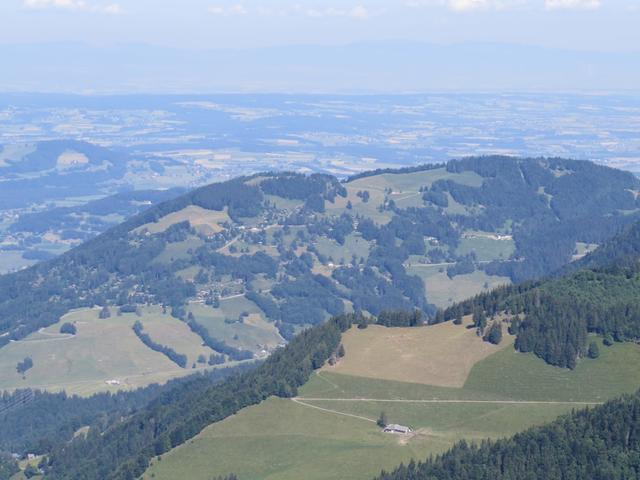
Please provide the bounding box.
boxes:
[375,391,640,480]
[0,157,637,350]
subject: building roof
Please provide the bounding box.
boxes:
[383,424,411,433]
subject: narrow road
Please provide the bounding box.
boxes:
[10,328,73,344]
[217,223,280,252]
[295,397,603,406]
[291,398,377,423]
[291,396,603,426]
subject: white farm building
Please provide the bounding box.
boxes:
[383,424,412,435]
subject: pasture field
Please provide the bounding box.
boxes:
[142,396,572,480]
[135,205,230,235]
[348,168,484,193]
[0,251,36,274]
[264,194,304,211]
[153,236,204,264]
[573,241,599,260]
[465,337,640,402]
[144,325,640,480]
[407,265,510,308]
[326,185,392,225]
[142,396,439,480]
[187,297,284,352]
[325,322,513,388]
[456,233,515,262]
[305,340,640,403]
[326,168,484,225]
[137,305,215,366]
[314,232,370,264]
[0,307,232,395]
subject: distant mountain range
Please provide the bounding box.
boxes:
[2,41,640,93]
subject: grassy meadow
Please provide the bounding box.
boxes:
[0,306,244,396]
[143,325,640,480]
[407,265,510,309]
[187,297,284,352]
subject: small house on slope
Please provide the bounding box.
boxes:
[383,424,412,435]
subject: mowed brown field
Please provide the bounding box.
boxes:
[324,320,513,388]
[135,205,231,235]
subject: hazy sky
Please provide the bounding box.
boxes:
[1,0,638,52]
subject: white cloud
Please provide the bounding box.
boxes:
[208,4,248,16]
[24,0,86,9]
[301,5,374,19]
[209,3,375,19]
[23,0,122,13]
[545,0,601,9]
[449,0,489,11]
[404,0,526,12]
[102,3,122,14]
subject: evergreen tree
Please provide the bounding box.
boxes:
[483,322,502,345]
[377,411,388,428]
[588,341,600,359]
[16,357,33,375]
[59,322,77,335]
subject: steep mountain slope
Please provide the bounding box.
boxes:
[0,156,638,370]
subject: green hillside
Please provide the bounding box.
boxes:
[143,337,640,480]
[4,157,640,478]
[0,157,638,396]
